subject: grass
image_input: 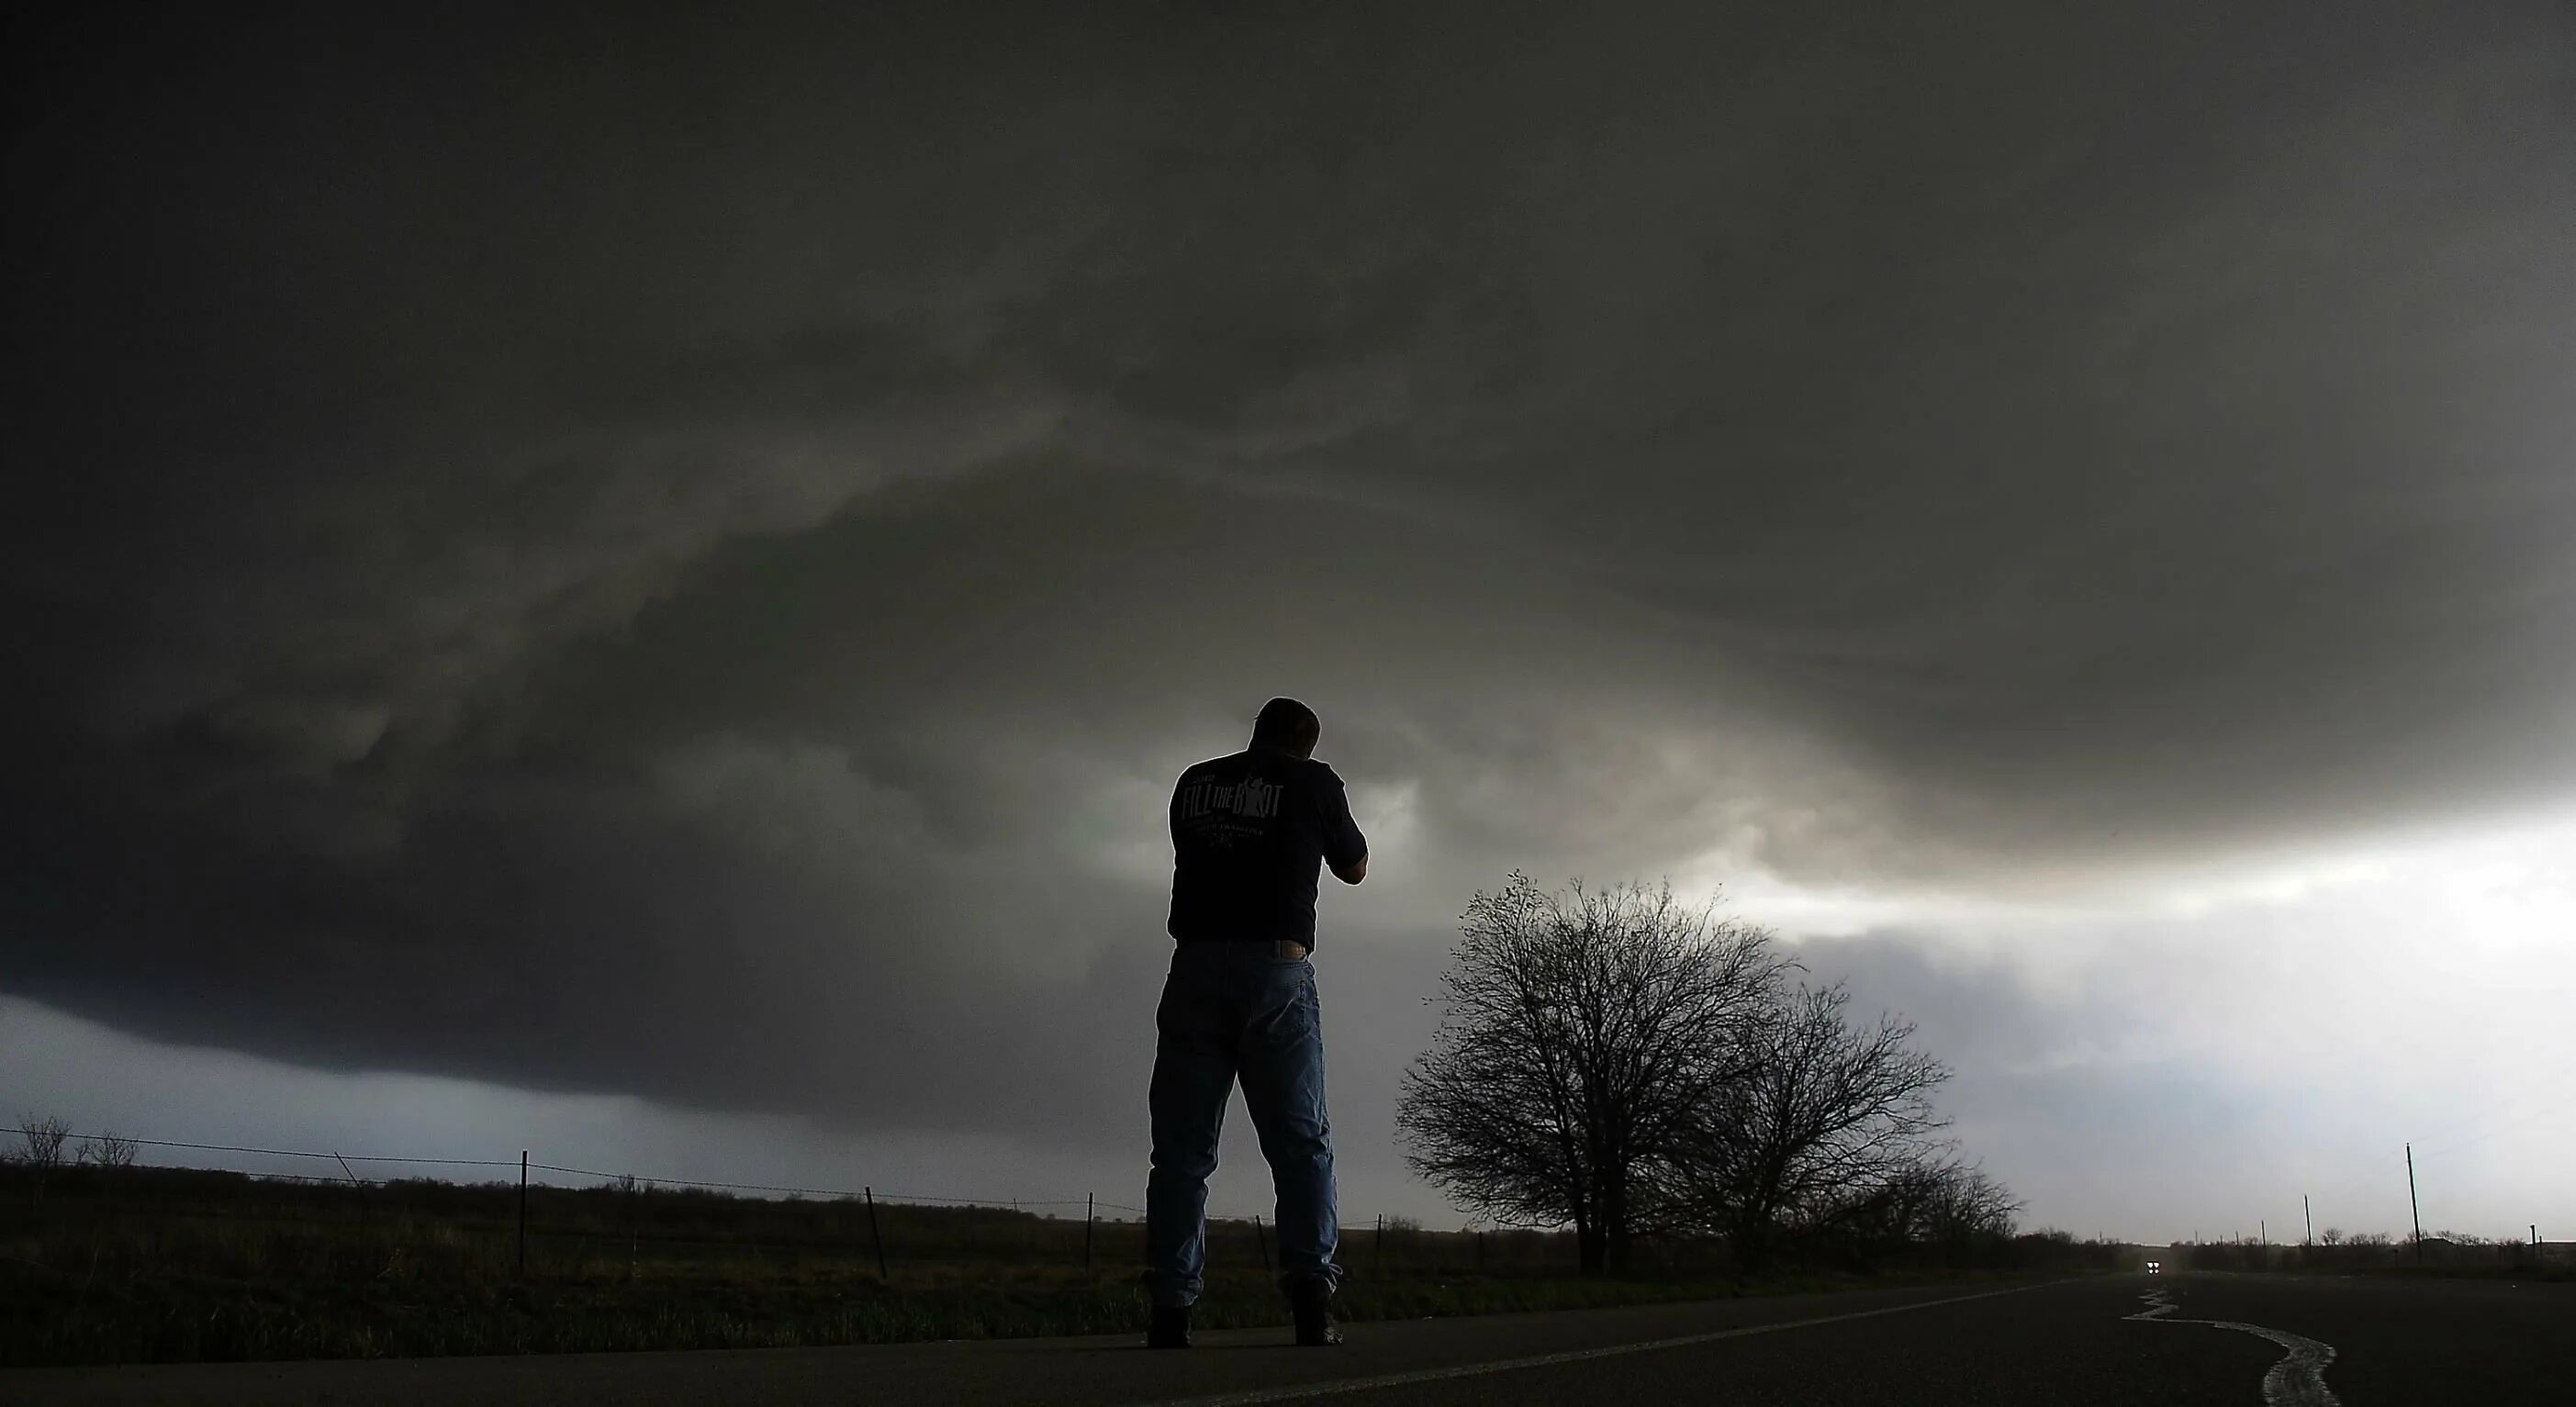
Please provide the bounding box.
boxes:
[2166,1240,2576,1284]
[2335,1261,2573,1284]
[3,1257,2058,1368]
[0,1164,2101,1368]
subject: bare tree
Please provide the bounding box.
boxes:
[1914,1161,2021,1246]
[77,1130,141,1170]
[17,1114,72,1205]
[1829,1156,2018,1256]
[1398,873,1790,1272]
[1666,982,1954,1268]
[17,1114,71,1170]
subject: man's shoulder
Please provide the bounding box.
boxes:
[1297,756,1346,788]
[1172,750,1342,788]
[1177,751,1249,784]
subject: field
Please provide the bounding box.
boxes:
[0,1162,2101,1368]
[2164,1234,2574,1282]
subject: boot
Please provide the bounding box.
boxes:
[1290,1280,1342,1346]
[1147,1304,1193,1349]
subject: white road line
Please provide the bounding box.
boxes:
[1134,1278,2078,1406]
[2125,1286,2341,1407]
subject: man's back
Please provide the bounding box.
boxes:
[1148,698,1362,1347]
[1167,746,1367,946]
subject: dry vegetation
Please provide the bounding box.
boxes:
[2169,1232,2571,1281]
[0,1156,2110,1367]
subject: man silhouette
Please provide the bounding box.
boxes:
[1146,697,1369,1348]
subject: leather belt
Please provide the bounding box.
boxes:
[1274,940,1309,960]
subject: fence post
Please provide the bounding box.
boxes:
[865,1187,889,1279]
[2405,1143,2424,1264]
[332,1152,371,1223]
[1085,1193,1095,1271]
[517,1150,529,1278]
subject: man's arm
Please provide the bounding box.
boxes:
[1318,767,1369,885]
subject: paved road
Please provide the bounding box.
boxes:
[8,1273,2570,1405]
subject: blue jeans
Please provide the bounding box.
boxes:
[1147,941,1339,1307]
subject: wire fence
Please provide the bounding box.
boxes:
[34,1132,1374,1222]
[32,1133,1098,1212]
[5,1123,1592,1284]
[28,1132,1273,1219]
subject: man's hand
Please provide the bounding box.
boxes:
[1330,854,1368,886]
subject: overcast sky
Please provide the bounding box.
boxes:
[6,3,2572,1245]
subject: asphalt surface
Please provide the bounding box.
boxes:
[6,1272,2570,1405]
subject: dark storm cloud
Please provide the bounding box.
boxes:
[7,3,2575,1137]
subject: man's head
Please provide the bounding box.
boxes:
[1250,697,1322,758]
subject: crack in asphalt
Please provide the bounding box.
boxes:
[2125,1285,2341,1407]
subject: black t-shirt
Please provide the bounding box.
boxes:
[1166,746,1368,946]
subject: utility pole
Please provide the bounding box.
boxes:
[518,1150,529,1278]
[864,1186,888,1279]
[2303,1195,2313,1246]
[2405,1143,2424,1262]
